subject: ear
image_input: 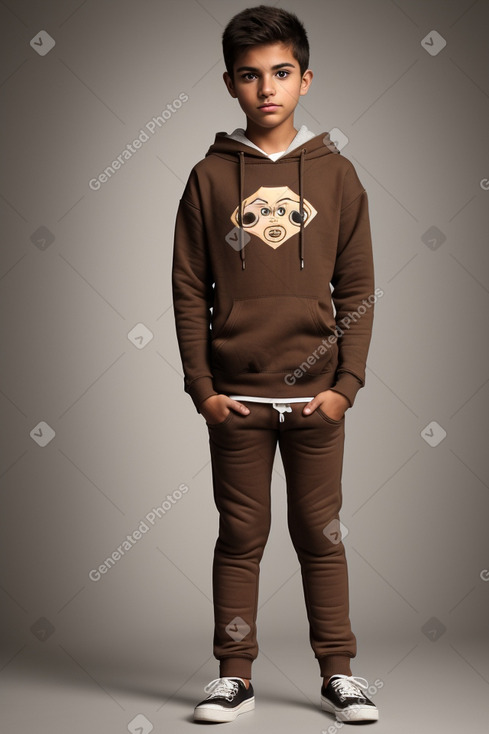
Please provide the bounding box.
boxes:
[223,71,237,99]
[299,69,313,96]
[230,204,239,226]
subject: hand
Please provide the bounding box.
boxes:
[302,390,350,421]
[200,394,250,424]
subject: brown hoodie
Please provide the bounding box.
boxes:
[172,131,375,411]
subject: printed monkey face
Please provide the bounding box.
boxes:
[230,186,317,249]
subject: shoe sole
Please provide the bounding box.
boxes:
[321,695,379,722]
[194,697,255,723]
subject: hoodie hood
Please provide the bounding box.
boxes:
[205,131,340,270]
[206,128,338,160]
[225,124,317,158]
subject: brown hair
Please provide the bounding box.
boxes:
[222,5,309,78]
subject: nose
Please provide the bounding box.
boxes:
[258,74,275,98]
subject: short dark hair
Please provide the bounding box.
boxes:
[222,5,309,78]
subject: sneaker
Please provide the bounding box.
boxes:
[321,675,379,722]
[193,677,255,723]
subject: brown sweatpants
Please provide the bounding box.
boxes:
[207,400,357,680]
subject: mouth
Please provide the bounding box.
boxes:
[264,224,286,244]
[258,103,280,111]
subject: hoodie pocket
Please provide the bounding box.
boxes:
[211,295,337,377]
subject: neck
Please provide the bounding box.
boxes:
[244,119,298,155]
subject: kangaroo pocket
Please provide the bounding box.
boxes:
[211,295,337,377]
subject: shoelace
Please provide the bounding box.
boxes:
[330,675,368,700]
[203,677,242,701]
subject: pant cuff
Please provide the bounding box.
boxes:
[319,655,353,679]
[219,657,253,679]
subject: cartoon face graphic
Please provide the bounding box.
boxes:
[230,186,317,249]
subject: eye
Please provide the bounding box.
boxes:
[276,206,286,216]
[260,207,271,216]
[240,211,257,226]
[276,70,290,79]
[290,209,307,225]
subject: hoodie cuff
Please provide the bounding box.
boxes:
[330,372,364,408]
[187,376,218,413]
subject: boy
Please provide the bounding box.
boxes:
[172,5,379,725]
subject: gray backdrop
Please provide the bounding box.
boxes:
[1,1,488,732]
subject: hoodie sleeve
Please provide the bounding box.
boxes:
[172,172,218,412]
[330,163,375,407]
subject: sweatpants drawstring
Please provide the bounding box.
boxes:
[272,402,292,422]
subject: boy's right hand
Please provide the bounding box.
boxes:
[200,394,250,424]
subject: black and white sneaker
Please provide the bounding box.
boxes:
[321,675,379,722]
[193,677,255,723]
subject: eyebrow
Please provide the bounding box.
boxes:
[246,197,297,207]
[236,62,296,73]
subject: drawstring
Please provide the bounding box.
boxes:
[236,147,307,271]
[272,402,292,422]
[238,151,245,270]
[299,148,306,270]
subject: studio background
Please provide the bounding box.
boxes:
[1,1,488,732]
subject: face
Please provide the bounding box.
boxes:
[231,185,317,249]
[223,42,313,131]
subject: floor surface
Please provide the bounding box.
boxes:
[1,635,487,732]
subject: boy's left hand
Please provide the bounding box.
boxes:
[303,390,350,421]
